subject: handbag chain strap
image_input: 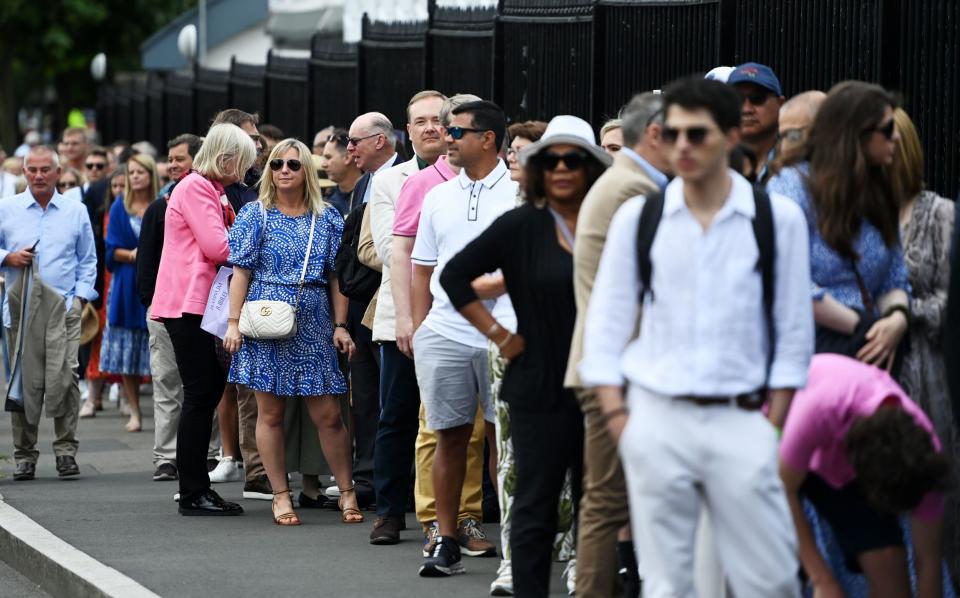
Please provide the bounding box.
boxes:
[292,211,317,313]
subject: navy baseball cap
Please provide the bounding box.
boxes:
[728,62,783,96]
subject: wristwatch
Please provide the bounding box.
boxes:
[334,322,348,330]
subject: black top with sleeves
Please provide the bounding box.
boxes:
[440,202,578,412]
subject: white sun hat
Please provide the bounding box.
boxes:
[518,115,613,169]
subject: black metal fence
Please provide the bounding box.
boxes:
[97,0,960,198]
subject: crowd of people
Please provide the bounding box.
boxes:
[2,60,960,598]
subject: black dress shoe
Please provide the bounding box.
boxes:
[178,489,244,516]
[56,455,80,477]
[298,491,335,509]
[13,462,35,481]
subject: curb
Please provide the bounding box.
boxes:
[0,491,162,598]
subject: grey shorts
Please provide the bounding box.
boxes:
[412,325,493,431]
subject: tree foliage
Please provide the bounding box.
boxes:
[0,0,195,150]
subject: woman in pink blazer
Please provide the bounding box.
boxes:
[152,123,256,516]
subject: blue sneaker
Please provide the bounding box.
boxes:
[419,535,465,577]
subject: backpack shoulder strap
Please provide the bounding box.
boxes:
[636,191,666,304]
[751,186,776,386]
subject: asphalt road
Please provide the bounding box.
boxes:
[0,393,570,597]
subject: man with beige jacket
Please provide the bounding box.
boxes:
[565,92,670,597]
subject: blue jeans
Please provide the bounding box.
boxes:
[373,342,420,517]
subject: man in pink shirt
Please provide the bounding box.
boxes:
[780,353,950,597]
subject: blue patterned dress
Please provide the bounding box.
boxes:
[227,202,347,397]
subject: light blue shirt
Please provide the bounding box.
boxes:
[620,147,669,191]
[362,153,399,205]
[0,189,98,326]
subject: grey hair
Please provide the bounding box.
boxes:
[368,114,397,146]
[24,145,60,169]
[621,92,665,148]
[131,140,158,159]
[440,93,483,127]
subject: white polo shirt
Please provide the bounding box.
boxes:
[411,159,518,348]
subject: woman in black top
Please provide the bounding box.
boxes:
[440,115,610,597]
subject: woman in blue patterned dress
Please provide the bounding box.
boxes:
[101,154,158,432]
[223,139,358,527]
[767,81,910,372]
[768,81,919,596]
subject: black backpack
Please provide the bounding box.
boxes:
[334,202,381,304]
[636,186,776,379]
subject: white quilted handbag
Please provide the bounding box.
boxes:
[238,207,316,340]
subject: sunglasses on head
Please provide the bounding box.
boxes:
[269,158,302,172]
[741,91,772,106]
[85,162,106,170]
[661,126,711,146]
[534,150,589,171]
[870,119,896,140]
[445,126,489,140]
[327,133,350,145]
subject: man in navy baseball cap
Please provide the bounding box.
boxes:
[728,62,785,181]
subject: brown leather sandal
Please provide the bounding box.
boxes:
[272,488,301,526]
[337,486,364,524]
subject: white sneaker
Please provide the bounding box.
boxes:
[324,479,354,499]
[490,559,513,596]
[562,559,576,595]
[208,457,243,483]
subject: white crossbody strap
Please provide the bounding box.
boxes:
[299,211,317,285]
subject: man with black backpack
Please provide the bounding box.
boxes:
[579,76,813,597]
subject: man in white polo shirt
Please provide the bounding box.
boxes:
[411,100,518,577]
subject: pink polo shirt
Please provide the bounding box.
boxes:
[393,154,455,237]
[780,353,944,520]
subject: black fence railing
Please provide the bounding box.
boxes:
[98,0,960,198]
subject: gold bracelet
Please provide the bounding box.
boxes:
[227,317,240,322]
[486,322,502,338]
[496,332,513,349]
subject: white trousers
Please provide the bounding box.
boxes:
[620,385,800,598]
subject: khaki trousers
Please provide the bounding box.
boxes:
[413,402,485,527]
[236,384,265,481]
[11,299,81,463]
[147,308,218,466]
[575,388,631,597]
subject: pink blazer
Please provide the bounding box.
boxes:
[150,172,231,320]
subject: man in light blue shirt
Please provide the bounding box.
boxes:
[0,146,98,481]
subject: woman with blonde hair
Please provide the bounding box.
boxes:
[223,138,358,526]
[101,153,159,432]
[893,107,959,581]
[152,123,256,516]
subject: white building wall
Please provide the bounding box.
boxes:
[205,24,274,67]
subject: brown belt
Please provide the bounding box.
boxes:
[675,392,765,411]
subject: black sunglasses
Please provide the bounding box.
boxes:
[446,126,489,140]
[870,119,896,140]
[347,133,380,146]
[269,158,302,172]
[535,150,589,171]
[741,91,772,106]
[85,162,106,170]
[661,126,710,146]
[327,133,350,145]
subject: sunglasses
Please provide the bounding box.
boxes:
[269,159,302,172]
[446,126,489,140]
[327,133,351,145]
[85,162,106,170]
[535,150,589,171]
[741,91,772,106]
[661,126,711,146]
[57,181,79,190]
[347,133,380,147]
[870,119,896,140]
[780,127,807,143]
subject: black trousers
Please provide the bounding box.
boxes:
[373,341,420,517]
[348,300,380,498]
[164,315,227,501]
[510,395,584,598]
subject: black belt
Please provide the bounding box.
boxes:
[675,391,765,411]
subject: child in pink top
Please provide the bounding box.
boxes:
[780,353,950,596]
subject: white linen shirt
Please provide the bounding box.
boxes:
[579,171,813,394]
[411,159,518,349]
